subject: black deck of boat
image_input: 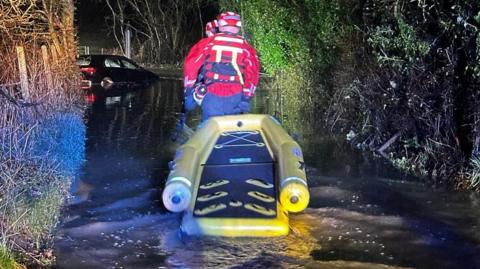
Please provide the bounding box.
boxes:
[194,131,277,218]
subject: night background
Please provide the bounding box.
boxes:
[76,0,114,51]
[76,0,219,61]
[0,1,479,268]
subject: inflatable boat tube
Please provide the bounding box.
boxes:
[162,114,309,237]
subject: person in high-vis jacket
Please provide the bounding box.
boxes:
[183,11,260,121]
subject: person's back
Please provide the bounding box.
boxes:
[183,11,260,121]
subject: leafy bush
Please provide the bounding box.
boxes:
[32,112,86,177]
[329,0,480,187]
[219,0,345,129]
[222,0,480,189]
[368,17,429,71]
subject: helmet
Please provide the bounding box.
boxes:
[205,20,218,37]
[217,11,242,28]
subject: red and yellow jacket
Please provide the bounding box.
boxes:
[183,33,260,97]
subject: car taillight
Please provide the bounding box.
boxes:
[86,93,96,104]
[81,67,96,76]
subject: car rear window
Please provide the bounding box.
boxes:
[104,57,122,68]
[121,59,138,70]
[76,56,91,66]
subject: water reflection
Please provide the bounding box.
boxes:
[56,81,182,268]
[157,216,318,269]
[54,79,480,269]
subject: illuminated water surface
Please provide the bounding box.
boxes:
[54,79,480,269]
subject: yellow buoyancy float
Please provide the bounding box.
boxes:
[162,114,309,237]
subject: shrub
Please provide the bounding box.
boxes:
[219,0,345,130]
[32,112,86,177]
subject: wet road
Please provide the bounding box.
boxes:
[54,79,480,269]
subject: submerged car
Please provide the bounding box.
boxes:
[77,54,159,90]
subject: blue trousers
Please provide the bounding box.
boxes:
[201,93,243,121]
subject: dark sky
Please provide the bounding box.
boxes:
[74,1,220,52]
[76,0,114,49]
[76,0,109,28]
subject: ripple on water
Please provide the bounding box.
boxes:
[54,83,480,269]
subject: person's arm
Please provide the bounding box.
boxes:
[242,42,260,98]
[183,37,211,89]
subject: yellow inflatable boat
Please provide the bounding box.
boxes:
[162,114,309,237]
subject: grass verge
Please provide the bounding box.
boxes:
[1,156,72,267]
[0,246,24,269]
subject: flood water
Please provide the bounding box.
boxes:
[54,78,480,269]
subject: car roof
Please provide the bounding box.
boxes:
[77,54,140,67]
[78,54,128,59]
